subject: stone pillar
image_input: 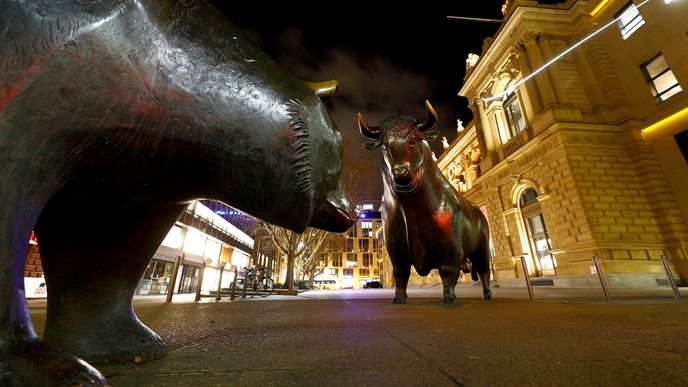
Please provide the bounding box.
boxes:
[521,33,557,107]
[470,101,489,155]
[538,34,568,105]
[516,42,543,114]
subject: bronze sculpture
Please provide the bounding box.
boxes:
[359,101,492,305]
[0,0,355,385]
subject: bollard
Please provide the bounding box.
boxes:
[166,255,182,304]
[660,255,681,303]
[230,268,238,301]
[194,261,206,302]
[520,256,535,301]
[592,256,610,303]
[216,263,226,302]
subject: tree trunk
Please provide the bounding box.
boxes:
[285,250,295,292]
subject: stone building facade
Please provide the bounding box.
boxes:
[440,0,688,287]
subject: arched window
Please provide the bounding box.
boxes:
[520,188,556,276]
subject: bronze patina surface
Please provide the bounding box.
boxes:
[360,101,491,305]
[0,1,354,385]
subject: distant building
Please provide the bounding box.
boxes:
[314,204,382,289]
[438,0,688,287]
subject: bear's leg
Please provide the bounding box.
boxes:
[0,189,106,385]
[36,196,187,364]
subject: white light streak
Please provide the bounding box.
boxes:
[481,0,655,102]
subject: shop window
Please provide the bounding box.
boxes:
[504,93,525,138]
[615,1,645,39]
[520,189,556,277]
[641,54,682,103]
[675,129,688,163]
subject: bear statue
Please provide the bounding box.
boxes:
[0,0,355,384]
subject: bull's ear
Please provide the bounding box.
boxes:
[306,80,339,98]
[422,130,439,142]
[362,141,382,150]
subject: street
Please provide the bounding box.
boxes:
[28,287,688,386]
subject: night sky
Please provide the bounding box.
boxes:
[211,2,504,203]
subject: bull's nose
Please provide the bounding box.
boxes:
[393,165,409,178]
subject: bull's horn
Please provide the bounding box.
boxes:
[358,113,380,140]
[417,100,438,131]
[306,80,339,98]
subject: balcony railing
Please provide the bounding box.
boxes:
[502,129,529,158]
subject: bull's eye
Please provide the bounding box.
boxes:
[407,137,416,147]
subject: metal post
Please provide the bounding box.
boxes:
[194,261,206,302]
[230,268,238,301]
[215,263,226,302]
[166,255,182,304]
[592,256,610,303]
[520,256,535,301]
[660,255,681,303]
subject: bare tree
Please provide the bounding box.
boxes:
[258,222,341,291]
[300,233,344,283]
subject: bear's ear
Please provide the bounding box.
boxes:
[362,141,381,150]
[421,130,439,142]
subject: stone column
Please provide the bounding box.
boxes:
[521,33,557,107]
[470,101,489,155]
[538,34,568,105]
[516,42,543,114]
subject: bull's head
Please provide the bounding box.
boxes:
[359,100,439,194]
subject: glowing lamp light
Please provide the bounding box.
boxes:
[641,106,688,140]
[215,210,227,215]
[360,213,366,218]
[590,0,611,16]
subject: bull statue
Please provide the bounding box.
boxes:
[359,101,491,305]
[0,0,355,385]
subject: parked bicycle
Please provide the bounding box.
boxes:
[242,266,275,297]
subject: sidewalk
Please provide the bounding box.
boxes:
[28,288,688,386]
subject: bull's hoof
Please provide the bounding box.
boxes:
[442,296,455,305]
[0,339,107,386]
[483,289,492,301]
[392,297,406,304]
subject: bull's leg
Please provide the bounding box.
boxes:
[473,240,492,301]
[36,191,187,363]
[439,265,460,305]
[0,185,106,385]
[392,265,410,304]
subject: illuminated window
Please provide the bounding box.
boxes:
[361,221,373,237]
[326,268,337,275]
[615,1,645,40]
[504,93,525,138]
[346,238,354,252]
[360,269,369,276]
[520,188,556,277]
[346,253,357,267]
[362,253,372,267]
[332,255,342,267]
[641,54,683,103]
[358,239,370,252]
